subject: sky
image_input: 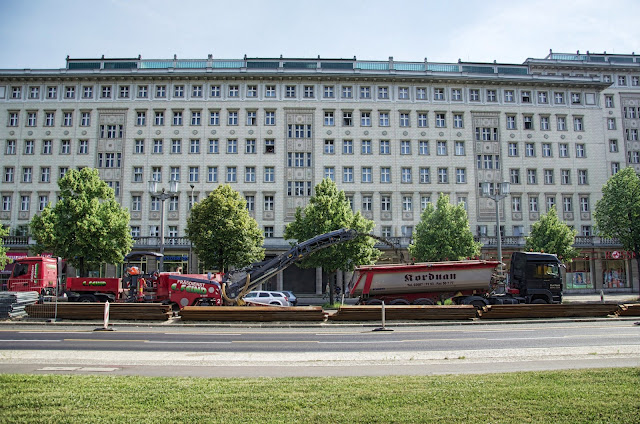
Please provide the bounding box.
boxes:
[0,0,638,69]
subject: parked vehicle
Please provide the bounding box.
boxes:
[6,253,222,310]
[348,251,563,307]
[281,290,298,306]
[243,291,290,306]
[7,228,399,308]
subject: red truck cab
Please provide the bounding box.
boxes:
[7,256,58,295]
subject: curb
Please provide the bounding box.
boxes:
[2,315,639,329]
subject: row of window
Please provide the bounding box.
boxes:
[5,108,592,131]
[323,139,590,158]
[4,139,89,155]
[2,163,592,187]
[6,110,91,127]
[1,190,590,226]
[3,137,591,158]
[127,222,596,240]
[5,83,601,105]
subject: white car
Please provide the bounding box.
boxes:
[243,291,290,306]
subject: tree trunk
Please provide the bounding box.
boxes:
[79,257,87,277]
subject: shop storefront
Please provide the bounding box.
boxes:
[565,257,594,291]
[161,254,189,273]
[601,250,632,289]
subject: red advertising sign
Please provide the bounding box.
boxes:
[604,251,636,260]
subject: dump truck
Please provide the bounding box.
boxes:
[348,251,563,307]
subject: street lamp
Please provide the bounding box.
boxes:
[481,181,510,265]
[148,179,179,272]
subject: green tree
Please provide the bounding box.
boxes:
[409,193,481,262]
[30,168,133,277]
[524,206,578,261]
[0,225,10,269]
[186,184,264,272]
[595,167,640,293]
[284,178,380,301]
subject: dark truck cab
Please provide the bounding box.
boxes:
[509,252,563,304]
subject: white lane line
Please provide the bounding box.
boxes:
[38,367,81,371]
[163,333,242,336]
[145,341,232,344]
[37,367,120,372]
[317,340,400,344]
[78,367,120,372]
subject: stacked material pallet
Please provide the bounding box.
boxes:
[180,306,327,321]
[329,305,478,321]
[479,303,619,319]
[25,303,172,320]
[0,291,40,319]
[616,303,640,316]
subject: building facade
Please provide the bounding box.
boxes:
[0,52,637,293]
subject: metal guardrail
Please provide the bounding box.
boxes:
[2,235,624,251]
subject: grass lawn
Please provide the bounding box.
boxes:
[1,368,639,423]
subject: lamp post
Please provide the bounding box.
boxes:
[189,184,195,273]
[148,179,178,272]
[481,181,510,265]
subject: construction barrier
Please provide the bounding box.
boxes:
[478,303,620,319]
[180,305,327,321]
[330,305,478,321]
[16,302,640,322]
[25,303,172,320]
[617,303,640,316]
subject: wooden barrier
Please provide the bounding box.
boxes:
[25,303,172,320]
[479,303,620,319]
[180,306,327,321]
[616,303,640,316]
[21,302,640,322]
[330,305,478,321]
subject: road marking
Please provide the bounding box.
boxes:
[145,341,231,344]
[163,332,242,336]
[320,341,401,344]
[233,340,319,343]
[63,339,149,342]
[38,367,81,371]
[37,367,119,372]
[78,367,120,372]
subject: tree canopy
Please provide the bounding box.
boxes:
[186,184,264,272]
[595,167,640,292]
[284,178,380,273]
[524,206,578,261]
[30,168,133,277]
[409,193,481,262]
[0,226,10,269]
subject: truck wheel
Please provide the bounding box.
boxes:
[532,299,548,304]
[77,294,97,303]
[470,300,486,309]
[389,299,410,305]
[413,298,434,305]
[365,299,383,305]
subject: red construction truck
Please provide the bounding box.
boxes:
[348,252,564,307]
[6,254,223,309]
[5,228,365,307]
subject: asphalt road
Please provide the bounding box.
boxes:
[1,320,639,377]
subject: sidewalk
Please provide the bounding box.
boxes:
[562,292,639,304]
[296,293,640,306]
